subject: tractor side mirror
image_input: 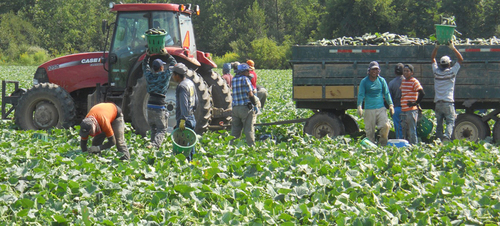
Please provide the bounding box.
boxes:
[101,20,108,34]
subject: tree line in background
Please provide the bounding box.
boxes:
[0,0,499,68]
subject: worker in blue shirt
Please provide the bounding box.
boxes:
[357,61,394,146]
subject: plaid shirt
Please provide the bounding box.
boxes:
[231,74,253,106]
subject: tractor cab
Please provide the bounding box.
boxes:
[106,3,198,92]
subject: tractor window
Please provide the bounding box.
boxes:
[152,12,181,46]
[109,12,149,89]
[111,13,148,54]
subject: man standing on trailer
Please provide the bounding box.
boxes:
[357,61,395,146]
[431,42,463,142]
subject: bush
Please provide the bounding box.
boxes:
[213,52,240,68]
[247,37,289,69]
[18,46,50,65]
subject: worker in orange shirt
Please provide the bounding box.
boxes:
[79,103,130,160]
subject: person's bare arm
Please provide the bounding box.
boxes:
[431,45,439,64]
[450,43,464,64]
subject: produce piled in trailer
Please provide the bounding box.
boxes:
[307,32,500,46]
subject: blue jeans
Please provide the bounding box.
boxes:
[401,110,419,144]
[392,107,403,139]
[435,102,456,140]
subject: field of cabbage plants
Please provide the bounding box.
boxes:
[1,66,500,225]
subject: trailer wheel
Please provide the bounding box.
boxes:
[14,83,76,130]
[304,112,345,138]
[492,121,500,143]
[452,114,488,141]
[341,114,359,134]
[129,71,211,136]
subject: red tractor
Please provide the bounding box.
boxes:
[2,3,231,135]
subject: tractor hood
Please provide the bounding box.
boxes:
[38,52,108,93]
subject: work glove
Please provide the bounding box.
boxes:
[88,146,101,154]
[179,119,186,130]
[159,47,170,56]
[448,41,455,50]
[389,105,395,116]
[357,106,363,117]
[252,96,261,109]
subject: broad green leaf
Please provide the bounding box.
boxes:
[52,214,68,223]
[17,209,29,217]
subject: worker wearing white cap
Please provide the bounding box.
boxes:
[431,42,464,142]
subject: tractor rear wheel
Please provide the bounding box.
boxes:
[128,71,211,136]
[14,83,76,130]
[199,70,232,126]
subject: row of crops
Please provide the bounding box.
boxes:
[1,66,500,224]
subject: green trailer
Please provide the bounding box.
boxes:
[291,44,500,141]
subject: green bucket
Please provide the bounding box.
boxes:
[417,115,433,138]
[171,128,197,157]
[435,24,456,44]
[145,33,167,54]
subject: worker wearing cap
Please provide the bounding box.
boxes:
[400,64,425,145]
[431,42,464,141]
[142,48,177,149]
[357,61,394,146]
[222,63,233,88]
[231,63,258,146]
[231,61,240,74]
[172,63,198,161]
[247,60,268,109]
[80,103,130,160]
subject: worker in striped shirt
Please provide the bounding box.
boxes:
[400,64,425,144]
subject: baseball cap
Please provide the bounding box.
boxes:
[440,56,451,65]
[246,60,255,70]
[152,59,166,71]
[223,63,231,74]
[80,118,94,137]
[404,64,414,73]
[368,61,380,70]
[173,63,188,75]
[237,63,250,72]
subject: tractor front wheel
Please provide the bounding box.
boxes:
[14,83,76,130]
